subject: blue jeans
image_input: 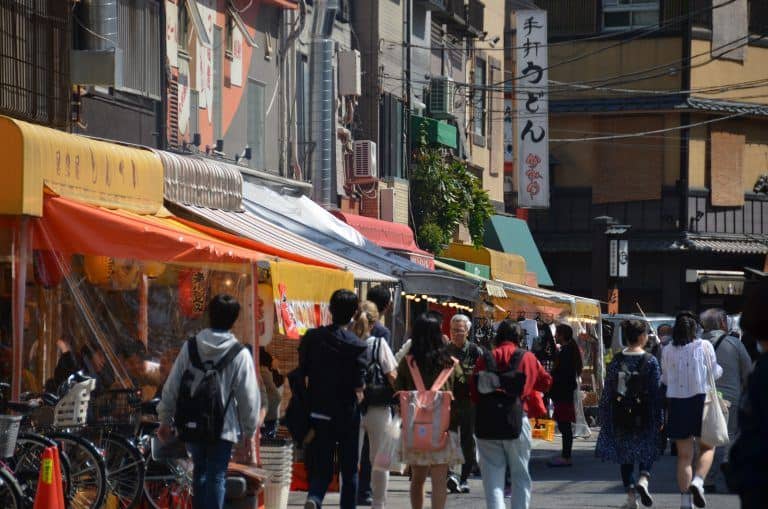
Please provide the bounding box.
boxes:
[476,417,533,509]
[306,412,361,509]
[620,462,652,489]
[187,440,233,509]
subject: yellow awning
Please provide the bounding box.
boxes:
[0,115,164,216]
[443,244,527,284]
[575,299,602,319]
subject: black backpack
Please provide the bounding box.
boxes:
[611,352,651,433]
[174,338,244,443]
[474,348,527,440]
[363,337,394,407]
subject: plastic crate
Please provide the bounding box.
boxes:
[0,414,22,458]
[531,419,556,442]
[53,378,96,427]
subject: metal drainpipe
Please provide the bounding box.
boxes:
[310,0,339,208]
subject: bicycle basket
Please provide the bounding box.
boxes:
[0,414,22,458]
[53,378,96,427]
[89,388,142,431]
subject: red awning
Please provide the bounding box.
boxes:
[331,212,433,258]
[30,196,331,266]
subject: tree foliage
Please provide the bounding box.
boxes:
[410,142,494,255]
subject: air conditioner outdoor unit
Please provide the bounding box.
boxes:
[353,141,378,178]
[338,49,361,97]
[429,76,455,119]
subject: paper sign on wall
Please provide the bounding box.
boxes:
[166,1,178,68]
[231,26,243,87]
[515,10,549,208]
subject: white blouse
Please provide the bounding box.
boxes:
[661,339,723,399]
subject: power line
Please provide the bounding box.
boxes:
[551,112,746,143]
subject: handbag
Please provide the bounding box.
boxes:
[701,345,730,447]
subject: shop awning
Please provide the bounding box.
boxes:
[400,271,481,301]
[436,257,490,279]
[411,115,458,149]
[687,270,745,295]
[0,115,164,217]
[443,243,527,284]
[434,259,506,298]
[483,215,553,286]
[331,211,434,260]
[171,203,398,283]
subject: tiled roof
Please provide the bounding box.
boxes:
[534,233,768,255]
[684,234,768,254]
[682,97,768,117]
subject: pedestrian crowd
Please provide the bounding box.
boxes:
[132,280,768,509]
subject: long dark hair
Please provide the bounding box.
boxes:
[672,312,698,346]
[410,313,453,374]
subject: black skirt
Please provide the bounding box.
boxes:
[666,394,706,440]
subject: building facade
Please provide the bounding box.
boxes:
[519,0,768,313]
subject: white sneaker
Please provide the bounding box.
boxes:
[620,493,639,509]
[636,476,654,507]
[689,478,706,508]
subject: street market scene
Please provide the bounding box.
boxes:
[0,1,765,508]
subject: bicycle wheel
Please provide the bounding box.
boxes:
[0,465,24,509]
[142,456,193,509]
[49,431,107,509]
[96,433,145,509]
[9,432,72,506]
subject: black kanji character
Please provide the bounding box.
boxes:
[521,61,543,84]
[521,120,546,142]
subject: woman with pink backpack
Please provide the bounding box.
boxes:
[394,313,464,509]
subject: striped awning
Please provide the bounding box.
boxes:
[173,203,398,283]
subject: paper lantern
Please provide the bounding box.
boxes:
[33,251,69,288]
[111,258,140,290]
[140,260,166,279]
[179,269,209,318]
[83,255,114,285]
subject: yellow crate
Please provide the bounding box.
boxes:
[531,419,556,441]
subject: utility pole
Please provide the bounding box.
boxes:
[404,0,412,176]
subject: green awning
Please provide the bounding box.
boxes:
[435,257,491,279]
[411,115,457,149]
[484,215,554,287]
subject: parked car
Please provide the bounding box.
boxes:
[601,313,675,355]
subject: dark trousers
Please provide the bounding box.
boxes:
[357,434,372,499]
[306,413,361,509]
[557,421,573,459]
[620,462,652,489]
[457,405,476,481]
[187,440,233,509]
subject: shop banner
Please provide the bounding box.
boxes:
[504,97,514,163]
[165,1,178,68]
[231,26,243,87]
[515,10,549,208]
[196,0,215,111]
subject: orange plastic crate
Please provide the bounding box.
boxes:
[531,419,556,441]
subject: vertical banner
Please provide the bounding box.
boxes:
[196,0,215,110]
[618,240,629,278]
[231,27,243,87]
[166,1,178,68]
[504,97,514,162]
[515,10,549,208]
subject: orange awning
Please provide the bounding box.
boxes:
[30,196,287,264]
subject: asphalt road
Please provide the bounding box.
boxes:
[287,430,741,508]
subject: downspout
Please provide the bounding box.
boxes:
[310,0,339,207]
[281,0,307,178]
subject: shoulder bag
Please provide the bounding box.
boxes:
[701,343,730,447]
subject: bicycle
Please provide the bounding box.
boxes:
[0,410,27,508]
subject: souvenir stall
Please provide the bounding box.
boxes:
[0,116,353,400]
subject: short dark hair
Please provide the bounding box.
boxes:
[555,323,574,343]
[672,312,698,346]
[494,319,522,347]
[209,294,241,330]
[622,319,646,346]
[329,289,359,325]
[366,285,391,314]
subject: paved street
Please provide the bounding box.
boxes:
[287,431,740,508]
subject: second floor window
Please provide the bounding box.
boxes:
[602,0,659,31]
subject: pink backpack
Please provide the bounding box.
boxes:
[399,355,458,452]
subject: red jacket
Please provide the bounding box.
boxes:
[471,342,553,419]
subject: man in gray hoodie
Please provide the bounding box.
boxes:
[158,294,260,509]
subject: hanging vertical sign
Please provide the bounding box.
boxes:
[515,10,549,208]
[504,97,514,162]
[196,0,215,111]
[231,26,244,87]
[618,240,629,278]
[609,239,618,278]
[166,1,178,69]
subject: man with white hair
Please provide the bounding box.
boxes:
[446,313,484,493]
[700,307,752,494]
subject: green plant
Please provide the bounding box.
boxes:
[410,139,494,255]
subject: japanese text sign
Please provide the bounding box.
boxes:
[515,10,549,208]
